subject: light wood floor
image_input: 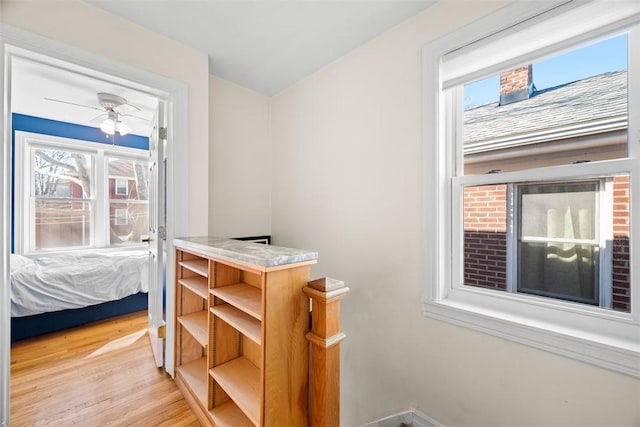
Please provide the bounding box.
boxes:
[11,311,200,426]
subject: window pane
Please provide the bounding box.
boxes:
[108,157,149,246]
[109,201,148,245]
[519,182,597,241]
[108,158,149,201]
[33,148,92,198]
[518,182,600,305]
[115,179,128,195]
[463,184,508,291]
[518,241,599,305]
[34,200,91,249]
[463,34,628,175]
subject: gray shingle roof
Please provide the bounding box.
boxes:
[463,71,627,147]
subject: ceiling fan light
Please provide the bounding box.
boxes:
[100,118,116,135]
[117,121,132,136]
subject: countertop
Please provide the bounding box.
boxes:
[173,236,318,269]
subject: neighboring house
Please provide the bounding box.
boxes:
[107,158,148,242]
[33,153,148,249]
[463,67,630,312]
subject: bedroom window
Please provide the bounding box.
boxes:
[108,157,149,245]
[31,147,94,250]
[16,132,149,253]
[423,0,639,377]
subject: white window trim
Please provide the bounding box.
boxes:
[422,0,640,377]
[15,131,148,254]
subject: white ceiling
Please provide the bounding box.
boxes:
[86,0,436,95]
[11,54,159,137]
[10,1,436,136]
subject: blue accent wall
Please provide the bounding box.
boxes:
[12,113,149,149]
[11,113,149,251]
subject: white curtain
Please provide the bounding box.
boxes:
[541,206,595,300]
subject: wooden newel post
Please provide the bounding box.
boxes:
[303,277,349,427]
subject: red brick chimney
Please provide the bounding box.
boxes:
[499,65,533,105]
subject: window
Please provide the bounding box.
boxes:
[108,157,149,245]
[15,132,149,253]
[114,208,128,226]
[115,179,128,196]
[516,181,602,306]
[31,147,93,250]
[423,1,639,377]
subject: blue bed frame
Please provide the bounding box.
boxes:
[11,292,148,342]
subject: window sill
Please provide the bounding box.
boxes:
[423,288,640,378]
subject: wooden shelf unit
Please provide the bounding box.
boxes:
[174,241,316,426]
[175,252,211,408]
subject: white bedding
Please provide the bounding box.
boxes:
[10,251,148,317]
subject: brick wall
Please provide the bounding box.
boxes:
[463,178,630,312]
[464,185,508,290]
[612,176,630,312]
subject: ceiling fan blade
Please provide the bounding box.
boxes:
[114,102,142,114]
[90,113,108,123]
[119,112,150,122]
[44,97,104,111]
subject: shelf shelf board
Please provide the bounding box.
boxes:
[211,283,262,321]
[178,311,208,347]
[176,357,208,407]
[209,400,256,427]
[179,276,208,299]
[210,357,260,426]
[179,259,209,277]
[211,304,261,346]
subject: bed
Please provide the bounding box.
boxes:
[10,251,149,341]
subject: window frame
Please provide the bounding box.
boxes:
[15,131,148,254]
[513,179,605,307]
[422,0,640,377]
[29,145,95,250]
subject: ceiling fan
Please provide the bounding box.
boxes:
[44,92,146,136]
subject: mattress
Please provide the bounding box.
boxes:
[10,251,148,317]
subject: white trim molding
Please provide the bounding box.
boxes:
[422,0,640,378]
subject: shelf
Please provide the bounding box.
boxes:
[178,311,208,347]
[210,357,260,426]
[209,400,256,427]
[211,304,261,345]
[211,283,262,320]
[179,259,209,277]
[178,276,208,299]
[176,357,207,407]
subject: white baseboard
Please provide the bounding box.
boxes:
[361,409,443,427]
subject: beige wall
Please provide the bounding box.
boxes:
[1,0,209,236]
[208,75,272,238]
[271,1,640,426]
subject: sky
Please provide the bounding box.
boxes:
[464,34,628,110]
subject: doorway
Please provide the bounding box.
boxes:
[1,30,188,424]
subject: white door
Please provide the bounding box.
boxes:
[147,101,166,368]
[0,33,12,426]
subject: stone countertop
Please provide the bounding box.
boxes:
[173,236,318,268]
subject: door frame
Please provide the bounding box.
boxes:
[0,24,188,425]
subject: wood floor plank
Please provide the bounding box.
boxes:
[11,310,200,427]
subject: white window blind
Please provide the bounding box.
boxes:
[440,1,640,90]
